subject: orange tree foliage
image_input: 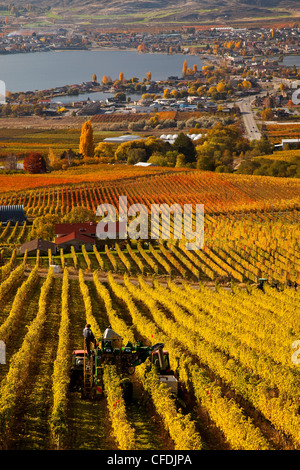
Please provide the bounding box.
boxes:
[23,153,47,174]
[79,120,94,159]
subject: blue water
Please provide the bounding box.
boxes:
[281,55,300,67]
[0,49,203,93]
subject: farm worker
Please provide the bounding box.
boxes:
[83,324,95,357]
[103,325,122,349]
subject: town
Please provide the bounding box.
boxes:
[0,23,299,124]
[0,14,299,179]
[0,18,299,58]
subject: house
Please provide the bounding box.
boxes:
[77,102,102,116]
[55,221,127,251]
[55,231,97,252]
[275,138,300,150]
[0,205,26,225]
[19,239,57,256]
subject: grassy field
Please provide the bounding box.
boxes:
[0,128,124,157]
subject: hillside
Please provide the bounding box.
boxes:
[5,0,300,27]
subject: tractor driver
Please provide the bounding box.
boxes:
[83,323,95,357]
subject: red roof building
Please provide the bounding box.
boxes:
[55,221,127,250]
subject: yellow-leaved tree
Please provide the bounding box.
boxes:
[182,59,188,77]
[48,147,61,171]
[79,120,94,158]
[119,72,125,83]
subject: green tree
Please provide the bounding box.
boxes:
[147,153,174,167]
[251,135,273,155]
[114,92,126,102]
[127,148,147,165]
[173,133,197,164]
[197,155,215,171]
[175,153,186,167]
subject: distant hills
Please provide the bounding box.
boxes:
[6,0,300,26]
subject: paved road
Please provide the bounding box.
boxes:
[237,95,262,141]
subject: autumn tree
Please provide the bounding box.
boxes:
[175,153,186,167]
[92,73,97,83]
[94,142,116,161]
[62,206,97,224]
[79,120,94,158]
[182,59,188,78]
[146,71,152,81]
[196,123,248,172]
[261,108,274,121]
[149,114,159,128]
[60,149,79,167]
[115,140,146,162]
[170,89,180,99]
[31,214,59,241]
[3,153,18,171]
[242,80,252,90]
[47,147,61,171]
[137,43,146,53]
[102,75,112,85]
[119,72,125,83]
[280,83,286,92]
[216,82,226,94]
[144,136,167,155]
[23,153,47,174]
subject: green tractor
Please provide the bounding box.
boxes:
[257,277,280,292]
[70,327,179,402]
[257,277,298,292]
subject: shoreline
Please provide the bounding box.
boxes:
[1,44,299,59]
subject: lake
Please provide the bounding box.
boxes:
[281,55,300,67]
[0,49,203,93]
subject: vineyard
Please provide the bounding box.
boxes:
[0,165,300,451]
[0,263,300,450]
[2,167,300,214]
[254,149,300,162]
[265,123,300,144]
[90,111,205,124]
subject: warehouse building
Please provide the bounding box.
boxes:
[0,205,26,225]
